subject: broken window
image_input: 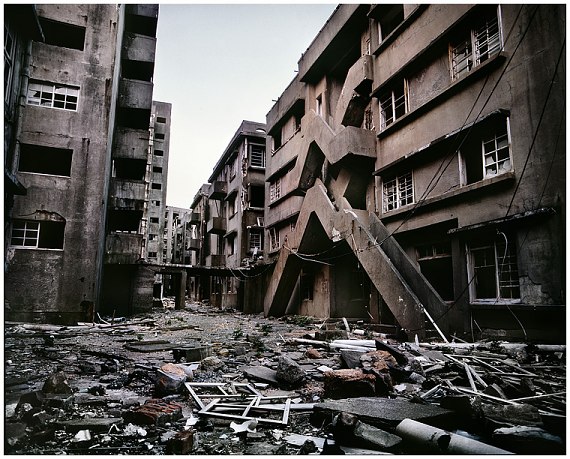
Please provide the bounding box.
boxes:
[27,81,79,111]
[249,144,266,168]
[112,158,146,180]
[382,171,413,212]
[468,232,520,302]
[269,178,282,203]
[451,6,502,80]
[269,227,280,252]
[38,17,85,51]
[249,229,262,253]
[11,219,65,249]
[300,271,314,301]
[379,79,407,130]
[316,94,323,116]
[226,233,236,256]
[376,4,404,43]
[417,242,454,301]
[18,144,72,176]
[272,131,282,152]
[460,119,511,185]
[249,185,265,208]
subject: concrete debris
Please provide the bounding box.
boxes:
[3,304,565,455]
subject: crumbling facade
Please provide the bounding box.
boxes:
[263,4,565,342]
[188,121,267,310]
[4,4,168,323]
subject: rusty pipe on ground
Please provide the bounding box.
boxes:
[395,419,513,455]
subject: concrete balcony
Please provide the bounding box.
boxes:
[109,179,146,205]
[122,32,156,63]
[265,195,303,228]
[104,233,143,264]
[113,128,150,160]
[266,131,302,180]
[208,181,227,200]
[189,212,201,224]
[188,238,201,251]
[328,126,377,165]
[206,216,226,235]
[206,254,226,267]
[118,78,153,110]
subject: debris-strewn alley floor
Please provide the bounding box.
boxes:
[4,301,566,455]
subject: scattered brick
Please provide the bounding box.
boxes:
[123,399,183,426]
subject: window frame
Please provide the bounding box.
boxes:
[269,227,280,252]
[249,229,262,252]
[467,234,520,303]
[382,170,414,212]
[379,79,408,131]
[269,178,282,203]
[27,80,79,111]
[10,219,65,250]
[4,23,15,103]
[249,143,266,169]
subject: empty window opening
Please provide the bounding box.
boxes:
[156,116,166,124]
[148,251,157,258]
[108,209,142,232]
[417,242,454,301]
[249,144,266,168]
[316,94,323,116]
[468,232,520,302]
[27,81,79,111]
[150,217,159,224]
[154,149,163,157]
[117,107,151,130]
[382,171,413,212]
[112,158,146,180]
[300,271,314,301]
[151,183,162,190]
[228,194,236,216]
[227,233,236,256]
[272,131,282,152]
[11,219,65,249]
[122,59,154,82]
[124,14,157,37]
[19,144,72,176]
[379,79,407,130]
[249,185,265,208]
[377,5,404,42]
[152,166,162,173]
[155,133,165,140]
[38,17,85,51]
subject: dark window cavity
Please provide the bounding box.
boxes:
[38,17,85,51]
[19,144,72,176]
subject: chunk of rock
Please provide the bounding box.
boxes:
[492,426,564,455]
[360,350,397,371]
[305,348,323,359]
[276,355,306,386]
[42,371,73,394]
[340,350,366,369]
[323,369,376,399]
[156,364,187,395]
[241,366,279,385]
[201,356,224,370]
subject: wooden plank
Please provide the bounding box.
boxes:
[464,362,477,392]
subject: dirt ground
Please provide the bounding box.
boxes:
[4,301,566,455]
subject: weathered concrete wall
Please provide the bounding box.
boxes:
[5,4,119,324]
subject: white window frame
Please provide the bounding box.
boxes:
[269,178,282,203]
[382,171,414,212]
[451,7,502,80]
[269,227,280,252]
[379,79,408,130]
[10,220,40,248]
[482,120,511,179]
[4,23,15,103]
[249,144,266,168]
[249,230,262,252]
[466,235,520,303]
[27,80,79,111]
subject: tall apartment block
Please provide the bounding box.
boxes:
[4,4,167,323]
[264,4,565,342]
[164,206,193,264]
[188,121,267,310]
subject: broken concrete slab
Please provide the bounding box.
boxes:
[340,349,366,369]
[481,403,544,428]
[314,397,454,429]
[56,417,123,433]
[241,366,279,385]
[492,425,565,454]
[172,345,212,362]
[332,412,402,452]
[42,371,73,394]
[276,355,306,386]
[375,339,409,365]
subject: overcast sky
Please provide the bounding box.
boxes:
[152,3,337,209]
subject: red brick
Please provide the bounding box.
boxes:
[123,399,183,426]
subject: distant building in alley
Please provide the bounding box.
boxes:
[188,121,267,310]
[263,4,565,342]
[4,4,173,323]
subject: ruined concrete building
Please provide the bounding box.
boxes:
[187,121,268,310]
[263,4,565,342]
[4,4,171,323]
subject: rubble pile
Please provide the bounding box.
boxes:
[4,302,566,455]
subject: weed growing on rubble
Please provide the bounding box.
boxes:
[233,328,244,339]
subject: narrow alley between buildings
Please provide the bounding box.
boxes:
[5,301,565,455]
